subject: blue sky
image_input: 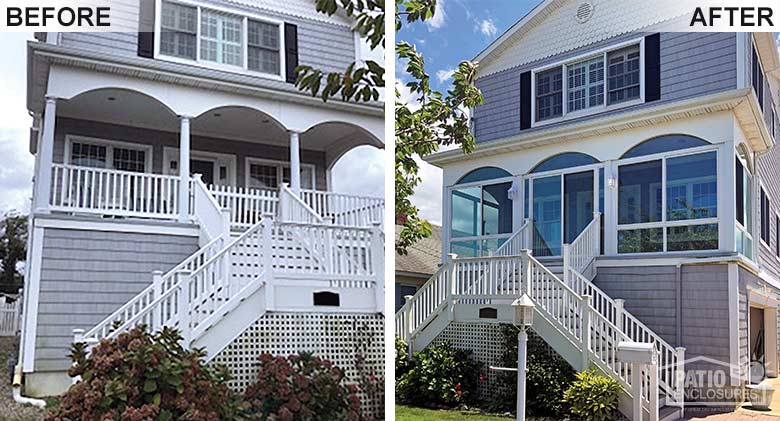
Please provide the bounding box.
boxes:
[398,0,539,225]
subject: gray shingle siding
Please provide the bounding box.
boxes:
[34,228,199,371]
[474,32,737,144]
[593,263,730,366]
[53,117,328,190]
[756,141,780,276]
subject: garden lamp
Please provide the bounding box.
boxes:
[511,294,535,421]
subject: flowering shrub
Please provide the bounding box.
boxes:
[244,352,362,420]
[45,326,244,421]
[396,342,480,407]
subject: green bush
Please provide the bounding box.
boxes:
[46,326,244,421]
[563,368,621,421]
[243,352,363,420]
[396,342,480,407]
[488,325,576,417]
[395,336,411,377]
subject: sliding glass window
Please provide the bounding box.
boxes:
[449,168,513,257]
[617,136,718,253]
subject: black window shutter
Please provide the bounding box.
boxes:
[520,71,532,130]
[736,160,744,225]
[137,0,155,58]
[284,23,299,84]
[644,33,661,102]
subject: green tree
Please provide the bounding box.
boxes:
[0,214,27,293]
[295,0,482,253]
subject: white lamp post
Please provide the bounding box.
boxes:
[512,294,535,421]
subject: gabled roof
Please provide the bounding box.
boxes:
[471,0,690,78]
[221,0,352,26]
[395,225,442,277]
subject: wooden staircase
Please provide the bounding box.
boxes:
[396,215,685,421]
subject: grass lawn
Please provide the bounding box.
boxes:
[396,405,516,420]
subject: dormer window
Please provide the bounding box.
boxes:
[531,39,644,125]
[157,1,285,80]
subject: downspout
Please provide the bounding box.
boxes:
[12,364,45,408]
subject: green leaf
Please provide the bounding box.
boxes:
[143,379,157,393]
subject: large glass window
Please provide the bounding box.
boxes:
[761,187,770,244]
[248,161,316,190]
[736,155,754,259]
[159,1,282,77]
[533,176,562,256]
[622,135,710,159]
[70,140,147,173]
[617,148,718,253]
[450,169,513,256]
[530,152,598,173]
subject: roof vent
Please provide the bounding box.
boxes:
[575,2,594,23]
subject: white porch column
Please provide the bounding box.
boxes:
[34,96,57,214]
[179,116,191,223]
[719,140,736,252]
[289,131,301,194]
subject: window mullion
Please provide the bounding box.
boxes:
[562,64,568,118]
[243,17,249,70]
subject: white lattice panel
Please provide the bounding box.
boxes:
[431,322,505,401]
[213,312,385,418]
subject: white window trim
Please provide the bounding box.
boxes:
[154,0,286,81]
[64,135,154,172]
[775,211,780,260]
[530,37,645,128]
[615,145,720,254]
[244,157,316,190]
[162,146,237,186]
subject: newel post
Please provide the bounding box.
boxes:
[371,222,384,313]
[261,216,275,311]
[520,249,532,296]
[404,295,414,356]
[446,253,458,321]
[278,183,289,222]
[579,294,591,371]
[562,243,571,285]
[177,269,192,347]
[675,347,687,409]
[614,298,625,332]
[152,270,163,329]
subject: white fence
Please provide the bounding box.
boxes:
[0,299,20,336]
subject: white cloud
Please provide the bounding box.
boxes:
[0,128,34,214]
[435,68,456,84]
[425,0,446,30]
[475,18,497,37]
[410,157,443,225]
[330,145,385,198]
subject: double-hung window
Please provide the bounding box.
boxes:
[533,41,642,124]
[158,1,283,78]
[69,138,150,173]
[160,2,197,59]
[607,45,641,105]
[247,159,315,190]
[536,67,563,121]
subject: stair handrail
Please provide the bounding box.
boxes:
[395,262,450,340]
[562,212,683,405]
[192,175,229,244]
[562,212,601,282]
[495,219,531,256]
[95,218,269,343]
[278,184,324,224]
[83,233,227,342]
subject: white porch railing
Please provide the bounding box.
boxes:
[495,219,531,257]
[193,176,229,244]
[563,213,601,282]
[209,185,279,229]
[50,164,181,219]
[278,184,324,224]
[300,189,384,227]
[0,299,20,337]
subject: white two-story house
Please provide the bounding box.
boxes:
[396,1,780,419]
[19,0,385,411]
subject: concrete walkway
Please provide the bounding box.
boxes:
[686,377,780,420]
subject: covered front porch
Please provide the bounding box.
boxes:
[32,79,384,229]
